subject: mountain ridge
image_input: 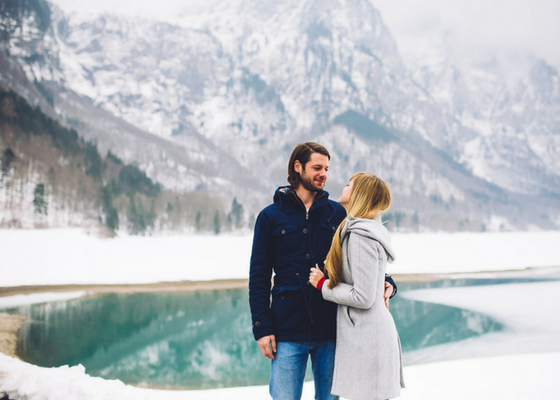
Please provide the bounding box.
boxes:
[1,0,559,231]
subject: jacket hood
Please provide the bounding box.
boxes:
[341,215,396,263]
[273,186,295,203]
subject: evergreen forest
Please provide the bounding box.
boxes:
[0,88,247,235]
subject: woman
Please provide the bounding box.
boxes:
[309,172,405,400]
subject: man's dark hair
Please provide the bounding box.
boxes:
[287,142,330,187]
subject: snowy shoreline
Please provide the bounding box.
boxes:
[2,228,560,287]
[3,265,558,299]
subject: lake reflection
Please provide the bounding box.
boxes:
[9,280,510,389]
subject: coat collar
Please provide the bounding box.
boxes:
[273,186,330,209]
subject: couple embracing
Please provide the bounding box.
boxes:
[249,142,405,400]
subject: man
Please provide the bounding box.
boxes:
[249,142,396,400]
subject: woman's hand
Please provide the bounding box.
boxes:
[309,265,325,288]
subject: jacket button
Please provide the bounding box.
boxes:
[255,321,261,327]
[306,253,310,259]
[332,226,336,231]
[281,295,285,300]
[303,228,308,234]
[281,229,286,234]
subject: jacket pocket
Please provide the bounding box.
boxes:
[320,222,338,246]
[321,222,338,233]
[273,225,299,254]
[343,305,355,327]
[270,286,305,333]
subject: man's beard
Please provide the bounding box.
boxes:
[299,169,324,192]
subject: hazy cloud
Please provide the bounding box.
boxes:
[371,0,560,69]
[50,0,560,69]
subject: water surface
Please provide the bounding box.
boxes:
[6,278,543,389]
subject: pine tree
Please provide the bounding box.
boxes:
[127,194,145,234]
[248,213,256,231]
[1,148,15,179]
[101,185,119,231]
[230,197,244,228]
[395,212,403,228]
[83,141,104,180]
[213,210,221,235]
[412,211,419,228]
[33,183,48,215]
[195,211,202,232]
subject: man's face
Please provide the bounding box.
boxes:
[298,153,329,192]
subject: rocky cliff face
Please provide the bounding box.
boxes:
[1,0,559,230]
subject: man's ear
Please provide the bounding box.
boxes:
[294,160,302,174]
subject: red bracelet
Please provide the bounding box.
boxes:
[317,277,327,290]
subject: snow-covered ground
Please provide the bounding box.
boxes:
[2,228,560,287]
[1,229,560,399]
[2,350,559,400]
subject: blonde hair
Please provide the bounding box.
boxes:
[324,173,391,288]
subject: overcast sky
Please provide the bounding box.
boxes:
[50,0,560,69]
[372,0,560,69]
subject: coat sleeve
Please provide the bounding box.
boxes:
[385,274,397,298]
[321,233,380,310]
[249,210,275,340]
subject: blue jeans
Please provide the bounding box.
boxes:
[269,340,339,400]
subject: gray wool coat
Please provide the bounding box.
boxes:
[321,215,405,400]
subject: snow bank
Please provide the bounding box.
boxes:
[0,351,301,400]
[2,349,559,400]
[398,352,560,400]
[2,229,560,287]
[0,354,141,400]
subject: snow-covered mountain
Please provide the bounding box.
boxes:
[1,0,559,230]
[399,26,560,196]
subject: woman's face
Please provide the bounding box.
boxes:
[338,179,353,209]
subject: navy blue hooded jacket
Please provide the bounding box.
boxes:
[249,185,348,342]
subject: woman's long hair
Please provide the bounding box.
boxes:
[324,172,391,288]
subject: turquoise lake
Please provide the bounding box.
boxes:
[4,278,545,389]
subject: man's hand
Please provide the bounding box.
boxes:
[309,265,325,288]
[257,334,277,359]
[384,282,393,310]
